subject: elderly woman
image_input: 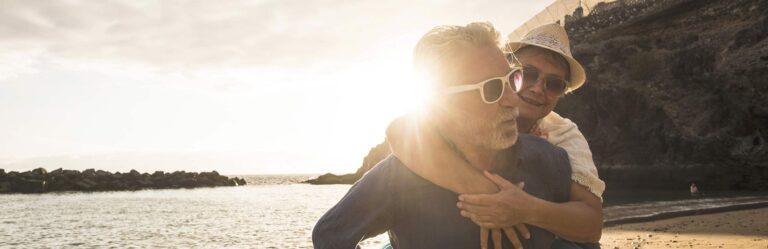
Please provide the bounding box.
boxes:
[386,23,604,249]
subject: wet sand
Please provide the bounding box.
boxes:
[600,207,768,248]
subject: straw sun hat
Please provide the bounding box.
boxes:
[506,23,587,92]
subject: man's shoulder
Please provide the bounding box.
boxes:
[363,154,403,176]
[357,154,413,184]
[515,134,571,174]
[358,154,433,191]
[517,134,567,156]
[514,134,573,203]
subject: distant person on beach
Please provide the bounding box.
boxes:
[690,183,700,198]
[313,22,598,249]
[384,23,603,248]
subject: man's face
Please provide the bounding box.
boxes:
[516,49,568,122]
[434,45,519,150]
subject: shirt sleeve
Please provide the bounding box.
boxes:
[312,156,397,249]
[539,112,606,201]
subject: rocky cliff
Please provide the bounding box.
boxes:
[309,0,768,191]
[557,0,768,191]
[305,141,390,184]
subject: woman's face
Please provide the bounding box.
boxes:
[515,49,568,123]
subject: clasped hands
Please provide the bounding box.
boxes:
[457,171,535,249]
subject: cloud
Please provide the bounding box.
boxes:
[0,0,404,69]
[0,0,550,69]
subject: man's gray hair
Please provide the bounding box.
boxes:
[413,22,503,87]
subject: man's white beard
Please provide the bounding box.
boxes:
[448,107,519,151]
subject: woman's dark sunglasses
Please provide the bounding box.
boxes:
[521,67,569,96]
[505,52,570,96]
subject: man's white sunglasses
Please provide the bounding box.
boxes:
[441,67,524,104]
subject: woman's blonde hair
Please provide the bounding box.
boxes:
[413,22,503,87]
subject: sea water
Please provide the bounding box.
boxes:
[4,175,767,248]
[0,175,389,248]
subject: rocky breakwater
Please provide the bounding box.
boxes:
[0,168,247,194]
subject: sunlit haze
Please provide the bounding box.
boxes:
[0,0,553,174]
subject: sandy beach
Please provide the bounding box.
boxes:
[600,207,768,249]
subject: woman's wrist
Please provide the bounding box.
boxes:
[520,194,547,224]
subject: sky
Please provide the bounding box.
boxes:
[0,0,553,174]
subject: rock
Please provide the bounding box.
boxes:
[82,169,96,178]
[152,171,165,178]
[109,180,128,190]
[305,173,344,184]
[48,180,75,192]
[196,177,213,187]
[305,173,362,185]
[95,170,111,177]
[26,168,48,180]
[31,168,47,176]
[49,168,63,175]
[74,178,98,190]
[10,178,46,193]
[179,178,197,188]
[234,177,247,186]
[62,170,80,178]
[129,169,141,177]
[0,182,10,193]
[137,178,153,187]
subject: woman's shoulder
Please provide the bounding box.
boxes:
[514,134,572,200]
[538,112,577,133]
[535,112,586,146]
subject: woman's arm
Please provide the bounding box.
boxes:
[528,182,603,242]
[386,114,498,194]
[458,172,603,243]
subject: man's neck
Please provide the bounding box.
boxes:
[455,143,499,171]
[440,132,503,171]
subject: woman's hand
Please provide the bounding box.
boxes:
[468,172,605,243]
[464,171,535,249]
[480,226,530,249]
[458,171,536,228]
[457,172,537,224]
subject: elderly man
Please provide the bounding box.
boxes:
[313,22,572,249]
[386,23,603,248]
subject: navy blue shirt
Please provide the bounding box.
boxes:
[313,134,572,249]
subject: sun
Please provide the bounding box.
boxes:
[306,50,433,174]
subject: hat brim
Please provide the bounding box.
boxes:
[506,42,586,92]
